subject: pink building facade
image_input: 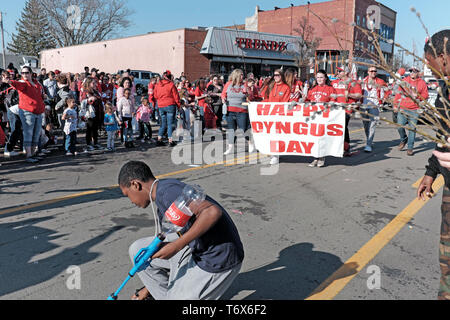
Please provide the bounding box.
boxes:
[40,28,210,80]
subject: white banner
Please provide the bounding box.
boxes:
[248,102,345,158]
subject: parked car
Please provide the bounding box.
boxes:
[128,70,160,96]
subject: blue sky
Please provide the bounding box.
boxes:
[1,0,448,65]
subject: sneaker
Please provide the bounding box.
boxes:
[87,145,95,151]
[74,152,78,156]
[317,157,326,167]
[94,144,103,150]
[364,145,372,153]
[407,149,414,156]
[4,150,19,157]
[41,149,51,154]
[269,156,279,165]
[66,152,74,156]
[169,141,176,147]
[309,159,318,167]
[248,143,256,153]
[224,144,234,155]
[156,140,166,147]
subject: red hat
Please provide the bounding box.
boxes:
[165,70,171,76]
[55,70,61,75]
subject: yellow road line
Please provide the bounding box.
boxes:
[0,153,264,216]
[350,128,364,134]
[306,175,444,300]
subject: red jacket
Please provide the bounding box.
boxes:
[394,76,429,110]
[262,83,291,102]
[10,80,45,114]
[331,79,362,114]
[306,85,337,103]
[154,79,180,108]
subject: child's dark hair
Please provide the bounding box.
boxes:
[424,29,450,57]
[124,88,131,93]
[118,161,156,188]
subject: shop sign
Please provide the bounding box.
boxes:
[235,37,288,52]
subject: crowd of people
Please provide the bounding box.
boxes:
[0,61,429,167]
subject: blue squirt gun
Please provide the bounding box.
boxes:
[107,233,166,300]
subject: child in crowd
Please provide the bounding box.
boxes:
[136,97,153,143]
[61,97,78,156]
[104,102,120,152]
[117,88,135,148]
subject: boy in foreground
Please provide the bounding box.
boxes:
[118,161,244,300]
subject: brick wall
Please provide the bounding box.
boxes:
[258,0,355,52]
[184,29,209,81]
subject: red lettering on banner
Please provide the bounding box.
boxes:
[286,104,302,116]
[286,141,302,153]
[270,104,285,116]
[310,123,325,137]
[257,104,271,116]
[293,122,308,135]
[270,140,315,154]
[301,142,314,154]
[303,104,330,118]
[270,140,285,153]
[251,121,264,133]
[264,121,274,132]
[276,122,291,134]
[327,124,344,136]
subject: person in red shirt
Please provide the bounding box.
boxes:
[306,70,337,168]
[261,69,291,165]
[261,69,291,103]
[7,66,46,163]
[332,66,363,156]
[394,66,429,155]
[285,68,303,102]
[154,70,180,147]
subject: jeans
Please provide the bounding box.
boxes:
[18,109,43,148]
[65,131,77,153]
[397,109,419,150]
[86,117,99,146]
[158,105,176,139]
[361,106,379,147]
[121,117,133,142]
[226,112,250,144]
[6,112,22,152]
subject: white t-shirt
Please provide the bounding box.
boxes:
[63,108,78,135]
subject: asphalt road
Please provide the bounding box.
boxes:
[0,114,444,300]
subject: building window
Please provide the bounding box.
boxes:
[362,17,366,28]
[356,15,360,26]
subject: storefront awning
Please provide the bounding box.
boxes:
[201,27,301,62]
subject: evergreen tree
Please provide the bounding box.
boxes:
[8,0,55,57]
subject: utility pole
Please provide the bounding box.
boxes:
[0,12,6,69]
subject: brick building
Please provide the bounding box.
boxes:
[251,0,396,79]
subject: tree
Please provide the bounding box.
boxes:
[289,16,322,78]
[8,0,56,56]
[37,0,133,47]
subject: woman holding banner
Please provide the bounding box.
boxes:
[261,69,291,165]
[222,69,254,156]
[305,69,337,168]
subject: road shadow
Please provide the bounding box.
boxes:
[0,216,123,298]
[223,242,357,300]
[0,187,123,220]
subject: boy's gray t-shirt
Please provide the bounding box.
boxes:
[155,179,244,273]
